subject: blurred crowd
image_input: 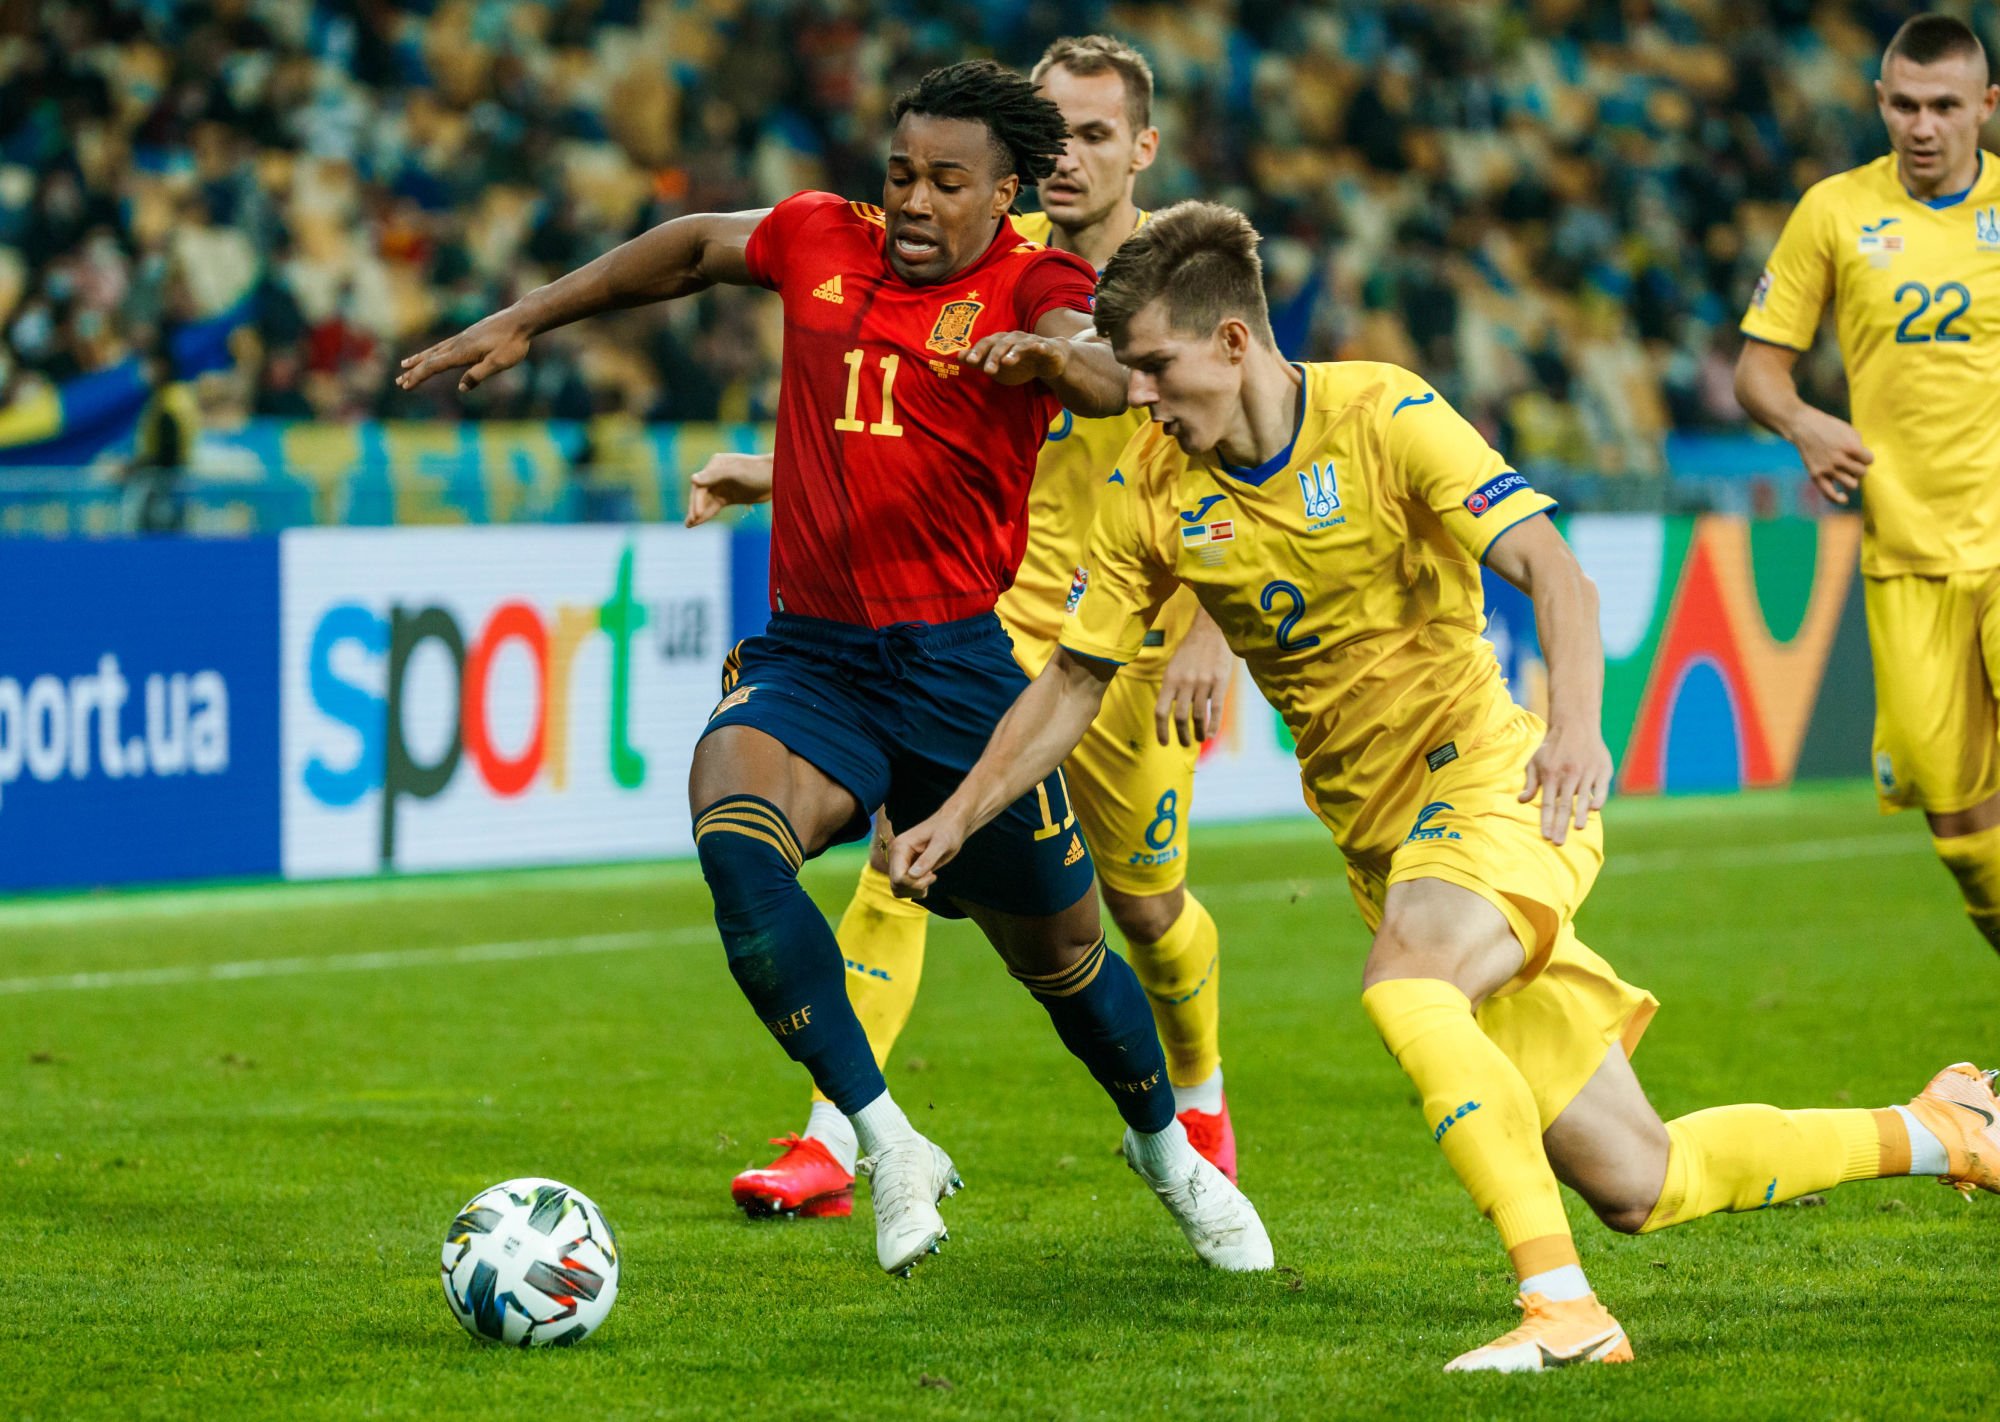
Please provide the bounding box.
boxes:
[3,0,1992,476]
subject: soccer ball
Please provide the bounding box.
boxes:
[440,1177,620,1346]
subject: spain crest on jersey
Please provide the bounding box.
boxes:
[926,298,985,356]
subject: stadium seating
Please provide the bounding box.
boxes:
[0,1,1954,501]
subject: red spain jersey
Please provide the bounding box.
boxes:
[744,191,1099,627]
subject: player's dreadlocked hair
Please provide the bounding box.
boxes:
[889,60,1071,189]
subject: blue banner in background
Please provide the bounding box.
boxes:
[0,539,282,889]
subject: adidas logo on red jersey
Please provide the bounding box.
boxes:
[813,274,844,305]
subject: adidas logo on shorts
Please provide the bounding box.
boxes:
[1063,832,1086,867]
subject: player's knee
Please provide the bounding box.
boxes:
[1593,1199,1655,1236]
[694,797,805,939]
[1102,883,1183,945]
[1363,901,1522,1001]
[1361,915,1466,990]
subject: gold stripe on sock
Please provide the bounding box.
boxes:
[1872,1108,1912,1178]
[693,819,800,870]
[695,798,803,862]
[696,813,802,871]
[1013,939,1106,998]
[696,803,803,868]
[1014,936,1104,988]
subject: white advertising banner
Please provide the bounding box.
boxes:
[281,526,728,878]
[1187,661,1317,828]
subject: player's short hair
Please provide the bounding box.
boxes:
[1093,200,1275,349]
[1884,14,1990,76]
[1031,34,1155,132]
[889,60,1070,189]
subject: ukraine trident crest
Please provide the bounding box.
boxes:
[1298,461,1341,520]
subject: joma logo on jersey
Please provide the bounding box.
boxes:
[1978,207,2000,251]
[925,297,985,355]
[1298,462,1340,520]
[1405,800,1461,843]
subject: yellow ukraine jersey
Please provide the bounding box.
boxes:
[1060,361,1554,867]
[998,209,1196,672]
[1741,152,2000,576]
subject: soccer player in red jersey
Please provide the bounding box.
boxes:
[399,61,1272,1279]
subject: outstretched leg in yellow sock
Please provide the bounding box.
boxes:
[1542,1038,1995,1237]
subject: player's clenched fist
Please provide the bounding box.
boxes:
[963,330,1071,385]
[886,812,969,899]
[397,310,536,394]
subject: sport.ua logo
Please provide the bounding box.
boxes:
[1977,207,2000,251]
[1298,462,1340,521]
[1405,800,1461,843]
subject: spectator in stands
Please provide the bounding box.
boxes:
[0,0,1984,488]
[127,330,196,535]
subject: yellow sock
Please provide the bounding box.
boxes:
[1640,1105,1896,1232]
[1125,892,1221,1088]
[1932,825,2000,951]
[807,864,929,1105]
[1362,978,1578,1282]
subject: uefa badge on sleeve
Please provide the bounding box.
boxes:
[1065,566,1089,614]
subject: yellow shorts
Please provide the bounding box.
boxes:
[1864,570,2000,814]
[1009,630,1198,898]
[1344,710,1659,1125]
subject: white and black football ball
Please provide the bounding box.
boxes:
[440,1177,620,1346]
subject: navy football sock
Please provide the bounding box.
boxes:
[1014,936,1176,1133]
[694,795,886,1113]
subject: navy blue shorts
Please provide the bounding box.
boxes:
[699,612,1095,920]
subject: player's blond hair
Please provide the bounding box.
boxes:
[1031,34,1155,131]
[1092,200,1276,349]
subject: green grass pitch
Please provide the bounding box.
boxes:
[5,781,1994,1420]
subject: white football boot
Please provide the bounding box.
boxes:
[857,1135,963,1277]
[1124,1127,1274,1270]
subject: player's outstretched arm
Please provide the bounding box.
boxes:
[1733,338,1872,506]
[1485,514,1613,847]
[888,648,1114,897]
[398,209,770,395]
[961,308,1127,418]
[685,451,774,528]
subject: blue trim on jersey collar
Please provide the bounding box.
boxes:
[1218,364,1309,487]
[1904,152,1984,209]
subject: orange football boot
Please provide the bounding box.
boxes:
[1444,1292,1634,1373]
[1903,1062,2000,1199]
[1179,1092,1239,1183]
[730,1134,854,1219]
